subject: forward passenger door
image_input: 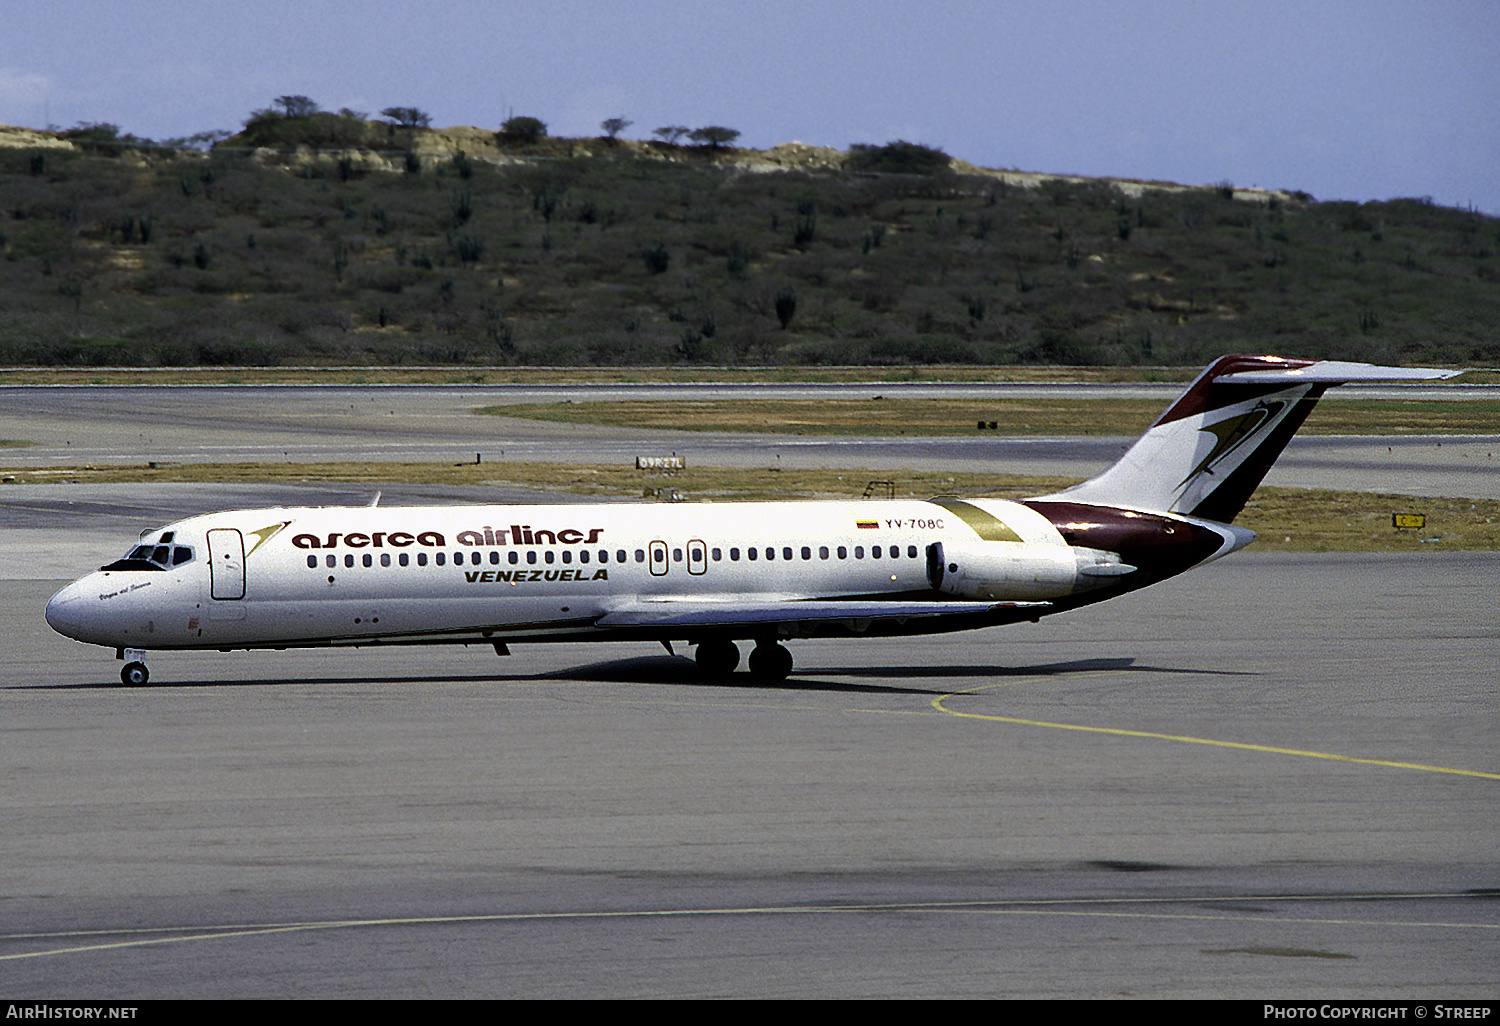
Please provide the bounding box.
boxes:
[207,528,246,601]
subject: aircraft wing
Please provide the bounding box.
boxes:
[595,598,1048,631]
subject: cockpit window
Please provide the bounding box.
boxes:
[100,542,195,572]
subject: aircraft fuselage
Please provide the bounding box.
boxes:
[44,497,1242,655]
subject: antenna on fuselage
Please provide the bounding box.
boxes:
[368,491,382,508]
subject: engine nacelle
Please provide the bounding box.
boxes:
[928,540,1079,601]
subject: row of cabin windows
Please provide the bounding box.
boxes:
[309,548,638,570]
[305,543,922,571]
[724,544,917,561]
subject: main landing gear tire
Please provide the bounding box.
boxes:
[695,639,740,677]
[747,643,793,681]
[120,661,150,687]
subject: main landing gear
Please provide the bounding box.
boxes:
[694,638,740,677]
[747,642,794,680]
[694,639,794,680]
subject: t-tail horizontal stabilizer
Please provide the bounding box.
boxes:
[1037,355,1459,523]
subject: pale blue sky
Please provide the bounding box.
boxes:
[4,1,1497,212]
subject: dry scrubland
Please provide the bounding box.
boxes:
[2,120,1497,370]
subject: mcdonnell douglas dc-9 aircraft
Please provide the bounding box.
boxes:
[47,355,1455,686]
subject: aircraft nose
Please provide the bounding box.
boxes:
[45,582,89,641]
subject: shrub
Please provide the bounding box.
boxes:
[846,141,950,175]
[451,187,473,226]
[725,243,752,278]
[455,234,483,267]
[381,107,431,129]
[653,126,690,145]
[274,95,320,118]
[643,243,670,274]
[689,126,740,149]
[500,116,547,143]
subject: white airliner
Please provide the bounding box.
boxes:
[46,354,1455,686]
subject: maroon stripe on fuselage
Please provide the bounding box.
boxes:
[1023,500,1226,611]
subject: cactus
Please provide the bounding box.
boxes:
[775,287,797,328]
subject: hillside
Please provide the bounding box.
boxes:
[2,119,1495,368]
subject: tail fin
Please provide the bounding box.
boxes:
[1036,355,1459,522]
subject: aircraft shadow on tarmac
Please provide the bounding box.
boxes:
[23,654,1254,695]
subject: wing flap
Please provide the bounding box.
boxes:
[596,598,1048,631]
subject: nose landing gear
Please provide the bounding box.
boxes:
[118,648,150,687]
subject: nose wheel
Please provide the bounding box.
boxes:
[120,661,150,687]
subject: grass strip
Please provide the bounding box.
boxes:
[480,396,1500,437]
